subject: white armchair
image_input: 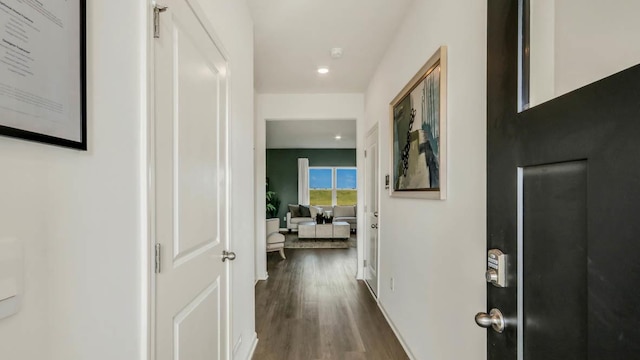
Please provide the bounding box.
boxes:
[266,218,286,259]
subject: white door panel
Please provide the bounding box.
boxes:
[154,1,229,359]
[174,20,220,260]
[174,281,221,359]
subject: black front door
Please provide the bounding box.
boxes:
[485,2,640,359]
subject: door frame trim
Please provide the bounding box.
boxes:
[146,1,233,359]
[363,123,380,297]
[145,2,154,359]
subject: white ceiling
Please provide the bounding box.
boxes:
[247,0,414,93]
[266,119,356,149]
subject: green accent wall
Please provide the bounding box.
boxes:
[266,148,356,227]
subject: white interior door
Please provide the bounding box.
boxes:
[154,1,230,359]
[364,126,379,296]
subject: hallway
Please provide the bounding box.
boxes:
[254,249,408,359]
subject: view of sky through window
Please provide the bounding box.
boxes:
[336,168,357,189]
[309,167,357,206]
[309,168,333,189]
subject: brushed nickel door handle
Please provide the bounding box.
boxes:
[475,308,505,333]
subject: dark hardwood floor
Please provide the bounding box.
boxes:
[254,248,409,360]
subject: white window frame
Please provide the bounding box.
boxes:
[308,166,357,206]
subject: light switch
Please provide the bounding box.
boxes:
[0,238,22,320]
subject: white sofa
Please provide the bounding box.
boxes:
[285,204,326,231]
[332,205,357,231]
[287,204,356,232]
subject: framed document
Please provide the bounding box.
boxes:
[0,0,86,150]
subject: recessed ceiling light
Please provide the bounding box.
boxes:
[317,67,329,74]
[331,48,344,59]
[335,135,342,140]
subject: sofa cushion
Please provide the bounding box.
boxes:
[267,232,285,245]
[288,204,301,217]
[318,206,333,214]
[333,205,356,218]
[267,242,284,251]
[291,217,314,224]
[309,205,323,218]
[299,205,311,217]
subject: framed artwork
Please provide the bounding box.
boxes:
[0,0,87,150]
[390,46,447,199]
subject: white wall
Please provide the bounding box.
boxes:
[0,1,147,359]
[555,0,640,97]
[530,0,556,107]
[364,0,486,358]
[0,1,256,359]
[530,0,640,107]
[254,93,365,280]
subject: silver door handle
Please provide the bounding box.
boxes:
[222,250,236,262]
[475,308,505,333]
[370,224,378,229]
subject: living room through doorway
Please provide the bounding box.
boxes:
[265,119,359,257]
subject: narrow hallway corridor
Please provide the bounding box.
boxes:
[254,248,408,359]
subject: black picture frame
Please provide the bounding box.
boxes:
[0,0,87,150]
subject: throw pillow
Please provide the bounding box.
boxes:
[309,206,323,219]
[288,204,301,218]
[299,205,311,217]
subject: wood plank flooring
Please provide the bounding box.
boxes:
[254,248,409,360]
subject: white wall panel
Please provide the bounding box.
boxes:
[364,0,487,358]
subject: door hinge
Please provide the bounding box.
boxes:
[155,243,161,273]
[363,259,367,267]
[153,5,168,39]
[364,150,367,157]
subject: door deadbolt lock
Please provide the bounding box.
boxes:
[486,249,507,287]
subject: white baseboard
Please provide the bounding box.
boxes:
[255,272,268,284]
[378,301,416,360]
[245,332,258,360]
[364,279,377,300]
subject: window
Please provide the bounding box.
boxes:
[335,168,357,205]
[309,167,357,206]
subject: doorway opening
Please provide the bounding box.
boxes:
[264,119,359,260]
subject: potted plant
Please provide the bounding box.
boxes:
[266,190,280,219]
[324,212,333,224]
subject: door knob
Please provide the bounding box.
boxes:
[222,250,236,262]
[475,308,505,333]
[370,224,378,229]
[373,211,378,217]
